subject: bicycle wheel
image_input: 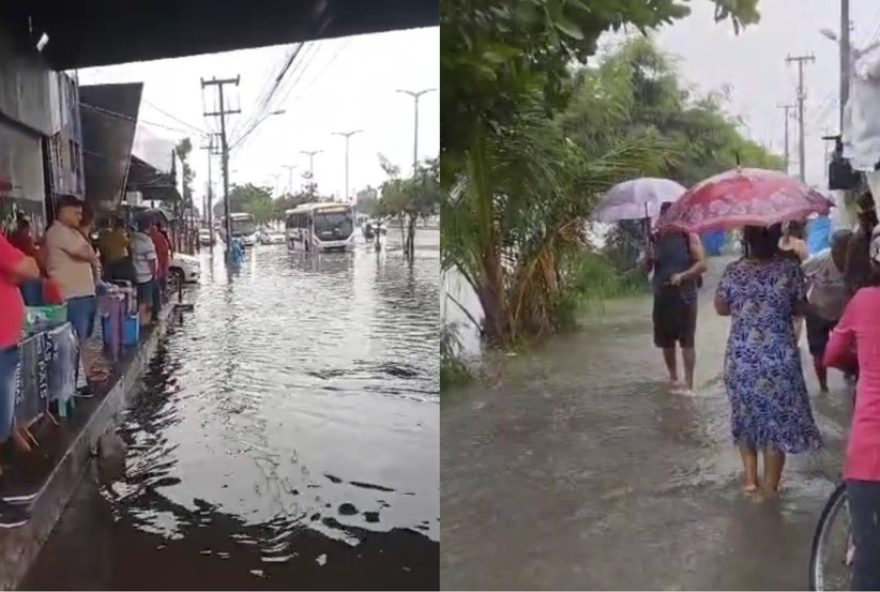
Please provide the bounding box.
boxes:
[810,482,852,591]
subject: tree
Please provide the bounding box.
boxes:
[440,0,763,347]
[377,158,440,262]
[356,186,380,217]
[213,183,273,223]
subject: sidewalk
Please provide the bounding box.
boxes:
[441,257,851,590]
[0,300,183,590]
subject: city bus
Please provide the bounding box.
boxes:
[284,203,355,253]
[229,212,258,246]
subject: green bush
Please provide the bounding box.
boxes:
[440,323,473,392]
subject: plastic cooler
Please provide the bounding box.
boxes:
[109,280,137,316]
[99,293,125,360]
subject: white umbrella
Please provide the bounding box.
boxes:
[594,178,686,223]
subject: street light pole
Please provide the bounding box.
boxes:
[332,130,362,203]
[300,150,322,181]
[397,88,436,175]
[282,165,297,195]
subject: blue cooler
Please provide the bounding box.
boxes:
[123,315,140,346]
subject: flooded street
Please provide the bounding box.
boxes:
[24,231,439,590]
[441,257,850,590]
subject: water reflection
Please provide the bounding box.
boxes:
[25,235,439,590]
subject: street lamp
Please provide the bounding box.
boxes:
[332,130,362,203]
[396,87,436,175]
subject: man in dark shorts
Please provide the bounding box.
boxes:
[640,202,707,395]
[803,229,853,392]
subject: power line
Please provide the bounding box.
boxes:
[80,103,203,137]
[142,100,207,135]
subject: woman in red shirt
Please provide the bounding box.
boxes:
[0,232,40,528]
[825,227,880,590]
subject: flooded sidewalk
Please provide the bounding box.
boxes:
[441,257,852,590]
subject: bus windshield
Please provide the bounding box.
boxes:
[313,211,354,240]
[230,215,256,236]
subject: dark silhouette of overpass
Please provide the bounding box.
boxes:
[3,0,437,70]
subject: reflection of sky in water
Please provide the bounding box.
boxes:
[110,238,439,547]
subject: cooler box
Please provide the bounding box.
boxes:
[123,314,140,346]
[110,280,137,316]
[99,293,125,360]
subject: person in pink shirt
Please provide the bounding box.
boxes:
[824,226,880,590]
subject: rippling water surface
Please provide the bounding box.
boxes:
[25,232,439,590]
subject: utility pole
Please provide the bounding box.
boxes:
[840,0,851,132]
[281,165,297,195]
[396,88,436,175]
[300,150,322,181]
[332,131,362,203]
[776,104,796,175]
[200,133,220,250]
[201,76,241,258]
[786,54,815,182]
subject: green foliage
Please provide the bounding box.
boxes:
[440,0,763,348]
[440,323,473,392]
[562,36,782,187]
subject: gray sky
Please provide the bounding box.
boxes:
[77,27,439,209]
[644,0,880,187]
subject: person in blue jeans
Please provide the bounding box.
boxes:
[45,196,99,390]
[0,232,40,528]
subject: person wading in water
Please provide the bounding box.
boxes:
[640,202,707,396]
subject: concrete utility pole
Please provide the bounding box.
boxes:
[840,0,851,132]
[300,150,322,181]
[282,165,297,195]
[776,104,796,175]
[396,88,436,175]
[200,133,221,250]
[201,76,241,258]
[786,54,815,182]
[332,130,362,203]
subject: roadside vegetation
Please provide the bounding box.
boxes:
[440,0,773,366]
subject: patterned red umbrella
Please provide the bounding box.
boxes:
[657,168,834,233]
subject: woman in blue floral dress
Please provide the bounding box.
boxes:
[715,224,822,495]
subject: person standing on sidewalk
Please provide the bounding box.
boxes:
[824,227,880,590]
[0,231,40,528]
[640,202,707,395]
[844,191,878,299]
[149,219,171,321]
[130,218,158,326]
[802,229,853,392]
[45,196,99,383]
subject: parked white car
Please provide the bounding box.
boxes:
[169,253,201,283]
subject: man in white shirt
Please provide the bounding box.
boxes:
[130,217,158,326]
[803,229,853,392]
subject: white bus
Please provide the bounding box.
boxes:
[285,203,355,253]
[229,212,258,246]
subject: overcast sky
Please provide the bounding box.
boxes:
[645,0,880,187]
[77,26,439,210]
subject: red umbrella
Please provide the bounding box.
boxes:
[657,168,834,233]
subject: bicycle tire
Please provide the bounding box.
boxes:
[809,482,849,591]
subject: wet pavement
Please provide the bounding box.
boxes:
[441,257,850,590]
[23,231,439,590]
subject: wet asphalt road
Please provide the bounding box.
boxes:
[24,231,440,590]
[441,257,851,590]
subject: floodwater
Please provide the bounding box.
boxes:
[441,257,850,590]
[24,230,440,590]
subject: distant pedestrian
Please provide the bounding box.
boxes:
[0,232,40,528]
[715,224,821,496]
[98,216,132,282]
[780,220,809,343]
[130,218,158,326]
[802,229,853,392]
[844,190,878,298]
[640,202,707,395]
[149,219,171,321]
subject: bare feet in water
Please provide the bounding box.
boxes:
[743,480,760,493]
